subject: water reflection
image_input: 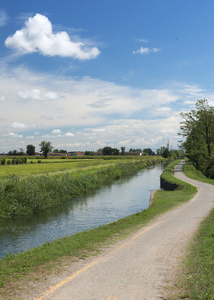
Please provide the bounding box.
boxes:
[0,164,164,258]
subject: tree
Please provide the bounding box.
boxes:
[121,146,125,155]
[143,148,155,155]
[180,99,214,169]
[102,146,119,155]
[129,148,142,153]
[26,144,35,156]
[39,141,53,158]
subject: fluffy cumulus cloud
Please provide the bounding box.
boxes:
[133,47,161,55]
[5,14,100,60]
[50,129,74,138]
[52,129,62,135]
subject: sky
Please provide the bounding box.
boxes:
[1,0,214,153]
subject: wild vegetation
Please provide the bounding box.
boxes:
[0,156,164,219]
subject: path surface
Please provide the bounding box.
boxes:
[33,161,214,300]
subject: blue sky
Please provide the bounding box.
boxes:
[0,0,214,153]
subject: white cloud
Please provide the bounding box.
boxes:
[133,47,161,55]
[65,132,74,137]
[11,121,28,129]
[0,10,8,27]
[5,14,100,60]
[52,129,62,135]
[0,65,209,152]
[4,132,23,138]
[18,89,59,101]
[50,129,74,137]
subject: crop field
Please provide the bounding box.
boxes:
[0,158,116,177]
[0,156,162,178]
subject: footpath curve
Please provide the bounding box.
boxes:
[33,161,214,300]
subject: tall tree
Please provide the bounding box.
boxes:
[39,141,53,159]
[180,99,214,168]
[26,144,35,156]
[121,146,125,155]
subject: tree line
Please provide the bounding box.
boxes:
[7,142,183,159]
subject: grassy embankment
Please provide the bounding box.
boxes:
[0,156,163,219]
[176,162,214,300]
[0,159,197,298]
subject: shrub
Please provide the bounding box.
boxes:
[1,158,6,165]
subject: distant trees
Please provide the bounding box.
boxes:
[143,148,155,155]
[102,146,119,155]
[8,148,24,156]
[39,141,53,159]
[26,144,35,156]
[129,148,142,153]
[85,151,95,155]
[53,149,67,154]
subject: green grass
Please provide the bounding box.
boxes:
[0,156,163,177]
[0,160,197,299]
[177,163,214,300]
[0,159,115,177]
[0,158,164,219]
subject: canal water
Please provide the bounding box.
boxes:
[0,164,164,258]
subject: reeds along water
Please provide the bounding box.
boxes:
[0,158,164,219]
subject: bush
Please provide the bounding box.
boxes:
[1,158,6,165]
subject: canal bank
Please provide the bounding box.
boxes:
[0,160,198,300]
[0,163,165,258]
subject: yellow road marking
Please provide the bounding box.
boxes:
[107,297,118,300]
[34,222,159,300]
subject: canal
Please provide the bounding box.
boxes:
[0,163,164,258]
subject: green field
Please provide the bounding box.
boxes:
[0,158,115,177]
[0,156,161,177]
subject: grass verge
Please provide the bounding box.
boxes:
[177,162,214,300]
[0,160,198,299]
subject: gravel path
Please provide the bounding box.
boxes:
[33,161,214,300]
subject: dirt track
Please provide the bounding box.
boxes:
[31,161,214,300]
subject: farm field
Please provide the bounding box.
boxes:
[0,156,161,177]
